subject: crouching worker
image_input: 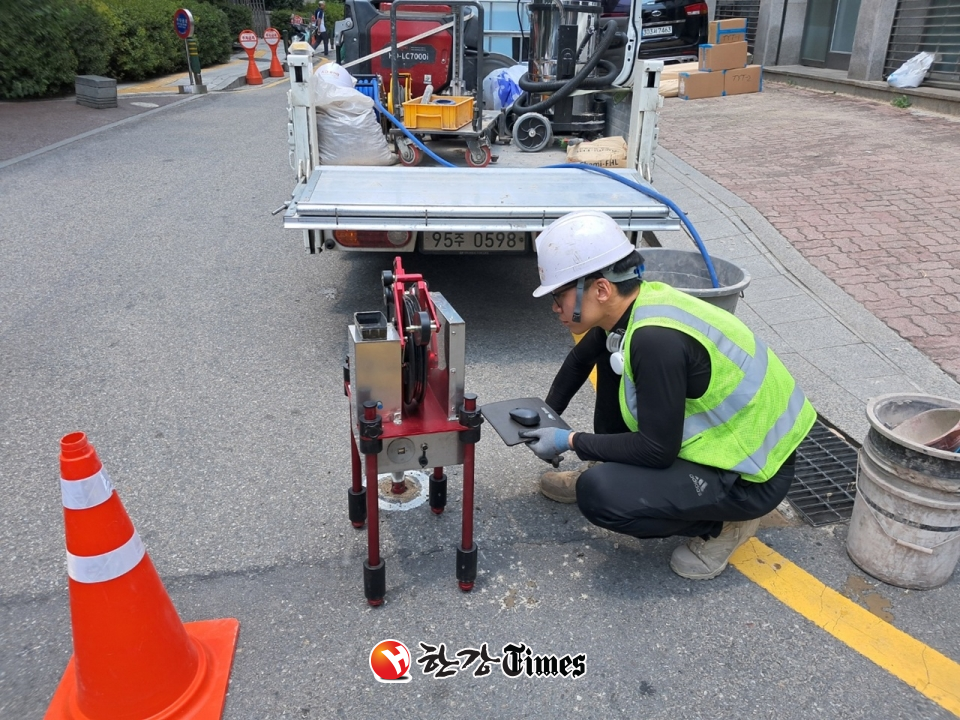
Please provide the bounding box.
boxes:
[520,210,815,580]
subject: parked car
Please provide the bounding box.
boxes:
[605,0,709,65]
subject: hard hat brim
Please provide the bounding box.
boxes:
[532,282,562,298]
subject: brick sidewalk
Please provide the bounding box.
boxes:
[659,83,960,383]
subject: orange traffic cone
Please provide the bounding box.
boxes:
[45,432,240,720]
[268,45,284,78]
[245,49,263,86]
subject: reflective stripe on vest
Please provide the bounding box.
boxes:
[731,381,808,476]
[632,304,768,442]
[60,468,114,510]
[67,531,145,584]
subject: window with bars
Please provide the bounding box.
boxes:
[884,0,960,87]
[715,0,760,52]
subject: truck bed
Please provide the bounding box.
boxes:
[283,161,680,234]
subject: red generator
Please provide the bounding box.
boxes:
[337,0,515,99]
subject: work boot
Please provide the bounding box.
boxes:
[669,518,761,580]
[538,462,597,504]
[538,470,580,503]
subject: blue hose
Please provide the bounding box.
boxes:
[545,163,720,289]
[372,98,719,288]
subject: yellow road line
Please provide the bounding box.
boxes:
[732,538,960,715]
[118,58,248,95]
[577,331,960,715]
[118,75,185,95]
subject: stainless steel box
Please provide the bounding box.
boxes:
[348,294,468,473]
[348,313,402,425]
[428,292,465,421]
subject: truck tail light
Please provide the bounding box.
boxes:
[684,2,708,14]
[333,230,412,248]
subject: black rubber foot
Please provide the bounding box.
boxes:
[429,474,447,514]
[456,543,477,588]
[348,487,366,528]
[364,559,385,605]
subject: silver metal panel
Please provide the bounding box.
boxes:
[349,323,402,425]
[376,430,465,473]
[283,167,680,233]
[429,292,465,420]
[529,1,601,82]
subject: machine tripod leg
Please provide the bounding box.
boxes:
[363,430,383,605]
[348,488,366,528]
[457,544,477,592]
[364,559,386,606]
[429,467,447,515]
[458,399,479,591]
[349,428,365,528]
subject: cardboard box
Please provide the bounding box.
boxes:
[724,65,763,95]
[708,18,747,44]
[678,70,725,100]
[699,41,748,72]
[659,60,700,97]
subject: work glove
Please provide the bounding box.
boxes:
[519,427,571,466]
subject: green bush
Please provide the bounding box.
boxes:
[103,0,183,79]
[101,0,231,80]
[0,0,78,98]
[192,1,232,66]
[1,0,257,98]
[218,3,254,39]
[265,0,309,9]
[63,1,114,76]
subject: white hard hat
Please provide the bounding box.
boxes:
[532,210,635,297]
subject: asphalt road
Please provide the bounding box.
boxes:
[1,84,957,719]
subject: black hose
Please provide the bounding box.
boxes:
[512,19,619,115]
[518,58,618,91]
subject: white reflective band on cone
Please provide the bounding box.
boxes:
[66,531,145,584]
[60,469,114,510]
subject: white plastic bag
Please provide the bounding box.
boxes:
[482,64,526,111]
[311,63,394,166]
[887,52,935,89]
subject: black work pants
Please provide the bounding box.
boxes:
[575,457,794,540]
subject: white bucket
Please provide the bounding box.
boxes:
[846,394,960,589]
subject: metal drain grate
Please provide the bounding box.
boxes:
[787,420,860,526]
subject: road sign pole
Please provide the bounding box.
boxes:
[183,38,195,85]
[187,37,204,86]
[174,8,207,94]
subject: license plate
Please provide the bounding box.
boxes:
[642,25,673,37]
[421,231,527,252]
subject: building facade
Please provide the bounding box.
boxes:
[741,0,959,86]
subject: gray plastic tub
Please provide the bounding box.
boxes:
[640,248,751,314]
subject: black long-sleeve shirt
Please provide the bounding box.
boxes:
[545,304,712,468]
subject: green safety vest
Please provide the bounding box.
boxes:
[618,282,816,482]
